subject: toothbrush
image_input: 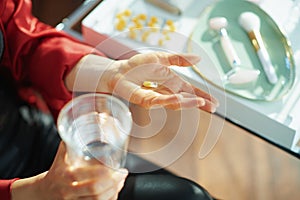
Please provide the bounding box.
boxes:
[239,12,278,84]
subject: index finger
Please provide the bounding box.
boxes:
[167,53,201,66]
[152,52,201,66]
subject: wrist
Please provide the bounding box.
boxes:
[65,54,120,94]
[106,59,127,93]
[11,172,46,200]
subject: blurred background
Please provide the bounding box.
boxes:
[32,0,84,26]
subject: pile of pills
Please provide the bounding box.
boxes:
[115,9,177,46]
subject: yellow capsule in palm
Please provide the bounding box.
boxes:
[142,81,158,88]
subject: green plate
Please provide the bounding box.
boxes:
[188,0,295,101]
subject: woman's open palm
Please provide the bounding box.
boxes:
[111,52,219,113]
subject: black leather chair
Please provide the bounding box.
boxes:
[120,153,215,200]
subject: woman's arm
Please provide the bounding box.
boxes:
[1,0,103,119]
[66,53,219,113]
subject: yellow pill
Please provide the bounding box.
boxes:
[123,9,132,17]
[166,19,174,26]
[133,20,141,25]
[142,81,158,88]
[129,26,135,31]
[134,22,143,29]
[158,39,164,46]
[115,19,126,31]
[169,25,176,32]
[132,17,139,23]
[165,34,170,40]
[141,31,151,42]
[150,16,158,23]
[138,13,147,20]
[147,22,154,27]
[128,30,137,39]
[116,13,123,18]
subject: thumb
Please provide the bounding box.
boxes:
[51,142,68,166]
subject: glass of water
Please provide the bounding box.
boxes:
[57,93,132,169]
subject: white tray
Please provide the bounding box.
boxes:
[79,0,300,154]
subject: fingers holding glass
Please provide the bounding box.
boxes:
[63,167,128,199]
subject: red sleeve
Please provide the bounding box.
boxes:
[1,0,104,119]
[0,179,19,200]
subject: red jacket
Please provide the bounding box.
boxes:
[0,0,102,198]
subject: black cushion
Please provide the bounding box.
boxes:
[119,173,214,200]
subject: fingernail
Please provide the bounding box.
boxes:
[112,168,128,180]
[117,168,128,175]
[183,53,201,64]
[211,107,217,113]
[198,98,206,107]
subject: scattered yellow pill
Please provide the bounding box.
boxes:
[134,22,143,29]
[129,26,136,31]
[166,19,174,26]
[158,38,164,46]
[115,19,126,31]
[138,13,147,20]
[164,34,170,40]
[150,16,158,23]
[123,9,132,17]
[141,31,151,42]
[169,25,176,32]
[147,22,153,27]
[131,17,139,23]
[116,13,123,18]
[128,29,137,39]
[142,81,158,88]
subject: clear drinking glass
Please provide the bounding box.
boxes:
[57,93,132,169]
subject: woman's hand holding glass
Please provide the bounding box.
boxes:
[11,143,128,200]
